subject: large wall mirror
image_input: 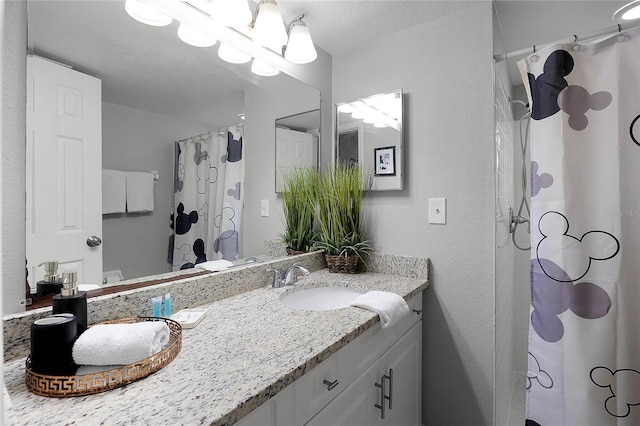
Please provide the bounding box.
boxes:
[336,90,403,191]
[17,0,321,312]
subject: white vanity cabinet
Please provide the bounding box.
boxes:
[306,323,421,426]
[236,293,423,426]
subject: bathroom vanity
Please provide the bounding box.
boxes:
[3,253,429,425]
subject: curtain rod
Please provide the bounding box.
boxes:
[494,20,640,62]
[176,124,244,143]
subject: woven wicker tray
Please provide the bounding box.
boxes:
[25,317,182,397]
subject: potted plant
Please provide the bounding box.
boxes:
[313,164,373,273]
[280,167,319,255]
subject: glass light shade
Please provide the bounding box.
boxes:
[210,0,253,28]
[177,23,217,47]
[614,1,640,21]
[218,42,252,64]
[125,0,172,26]
[251,59,280,76]
[337,104,354,114]
[252,2,288,49]
[284,23,317,64]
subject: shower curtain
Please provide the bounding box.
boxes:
[168,126,244,270]
[519,27,640,425]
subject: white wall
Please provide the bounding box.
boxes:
[101,102,212,281]
[1,0,26,315]
[333,2,495,424]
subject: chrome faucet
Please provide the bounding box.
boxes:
[266,263,310,288]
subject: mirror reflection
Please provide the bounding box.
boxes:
[275,109,321,192]
[336,90,403,191]
[21,0,321,310]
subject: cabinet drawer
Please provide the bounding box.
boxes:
[294,347,355,423]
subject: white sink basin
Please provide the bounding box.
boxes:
[281,287,362,311]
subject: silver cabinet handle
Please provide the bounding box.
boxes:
[322,379,339,391]
[375,370,394,419]
[375,375,387,419]
[86,236,102,247]
[387,369,394,410]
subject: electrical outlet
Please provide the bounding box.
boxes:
[260,199,269,217]
[428,198,446,224]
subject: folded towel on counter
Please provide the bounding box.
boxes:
[195,260,234,272]
[102,169,126,214]
[350,291,411,329]
[126,171,154,213]
[72,321,170,366]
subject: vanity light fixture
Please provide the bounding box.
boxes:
[125,0,317,77]
[251,58,280,76]
[218,42,252,64]
[177,22,217,47]
[251,0,288,50]
[614,0,640,21]
[209,0,253,28]
[125,0,172,26]
[284,15,317,64]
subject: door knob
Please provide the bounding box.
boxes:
[86,236,102,247]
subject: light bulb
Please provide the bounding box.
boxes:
[252,1,287,49]
[124,0,172,27]
[251,59,279,76]
[177,23,217,47]
[218,42,252,64]
[284,22,317,64]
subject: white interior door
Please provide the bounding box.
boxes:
[26,56,103,289]
[275,127,316,192]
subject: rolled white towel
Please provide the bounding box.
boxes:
[350,291,411,329]
[73,321,170,366]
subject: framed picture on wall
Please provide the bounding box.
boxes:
[374,146,396,176]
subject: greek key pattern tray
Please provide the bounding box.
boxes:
[25,317,182,398]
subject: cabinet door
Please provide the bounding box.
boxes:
[307,322,422,426]
[376,323,422,426]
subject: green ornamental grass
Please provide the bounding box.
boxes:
[280,167,319,252]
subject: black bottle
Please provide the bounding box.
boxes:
[36,261,64,298]
[52,271,87,335]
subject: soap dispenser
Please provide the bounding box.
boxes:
[36,261,64,298]
[52,271,87,335]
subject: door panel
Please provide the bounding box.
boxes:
[26,56,102,290]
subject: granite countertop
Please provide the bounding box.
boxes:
[4,268,428,426]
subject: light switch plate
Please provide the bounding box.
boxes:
[428,198,446,224]
[260,199,269,217]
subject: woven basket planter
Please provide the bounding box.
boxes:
[286,247,308,256]
[325,254,359,274]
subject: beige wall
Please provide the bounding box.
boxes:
[333,2,496,424]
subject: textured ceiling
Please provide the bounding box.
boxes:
[27,0,471,125]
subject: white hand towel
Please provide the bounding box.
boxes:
[350,291,411,329]
[195,260,234,271]
[102,169,126,214]
[126,171,154,213]
[72,321,170,366]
